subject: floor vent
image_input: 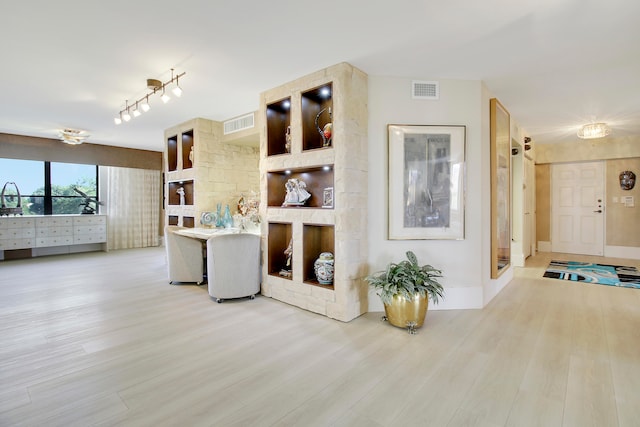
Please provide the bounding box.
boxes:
[223,113,255,135]
[412,80,439,100]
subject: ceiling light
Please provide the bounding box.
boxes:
[141,96,150,112]
[132,101,141,117]
[172,72,182,97]
[577,122,610,139]
[115,69,185,124]
[59,128,90,145]
[161,86,171,104]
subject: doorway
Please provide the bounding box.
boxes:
[551,161,604,256]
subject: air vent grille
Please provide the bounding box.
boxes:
[412,80,439,100]
[223,113,255,135]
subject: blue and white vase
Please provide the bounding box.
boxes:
[314,252,334,285]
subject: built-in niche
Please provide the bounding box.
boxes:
[266,166,334,208]
[266,98,291,156]
[267,222,293,279]
[167,180,194,206]
[167,135,178,172]
[181,130,194,169]
[303,224,335,288]
[301,83,333,151]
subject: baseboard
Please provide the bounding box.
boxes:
[605,245,640,260]
[538,241,551,252]
[512,253,526,267]
[367,285,484,312]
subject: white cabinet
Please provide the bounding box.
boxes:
[0,217,35,250]
[73,215,107,244]
[0,215,107,258]
[35,216,74,247]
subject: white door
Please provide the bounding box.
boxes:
[551,161,604,255]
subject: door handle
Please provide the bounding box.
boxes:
[593,210,602,213]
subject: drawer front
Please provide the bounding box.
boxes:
[73,215,107,226]
[37,226,73,237]
[74,225,107,236]
[36,217,73,227]
[0,218,35,228]
[0,228,35,239]
[36,236,75,247]
[73,233,107,244]
[0,238,34,250]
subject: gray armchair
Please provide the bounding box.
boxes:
[165,226,204,285]
[206,233,261,302]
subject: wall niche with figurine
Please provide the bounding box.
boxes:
[259,62,368,322]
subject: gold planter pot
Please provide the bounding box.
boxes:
[383,293,428,334]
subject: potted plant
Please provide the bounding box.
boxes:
[365,250,444,334]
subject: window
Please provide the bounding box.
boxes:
[0,159,98,215]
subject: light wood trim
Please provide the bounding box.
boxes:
[0,133,162,170]
[490,98,511,278]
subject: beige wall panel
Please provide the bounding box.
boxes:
[606,158,640,247]
[535,164,551,242]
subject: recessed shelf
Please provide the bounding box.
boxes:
[181,130,194,169]
[167,180,194,206]
[268,222,293,279]
[303,224,335,289]
[183,216,195,228]
[266,98,291,156]
[167,135,178,172]
[267,166,334,208]
[302,83,332,151]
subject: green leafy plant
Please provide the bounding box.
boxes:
[365,251,444,305]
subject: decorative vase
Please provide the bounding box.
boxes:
[215,203,223,227]
[383,293,428,332]
[222,205,233,228]
[314,252,334,285]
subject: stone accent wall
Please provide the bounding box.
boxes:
[259,62,368,322]
[164,118,259,226]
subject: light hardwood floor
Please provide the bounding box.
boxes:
[1,248,639,426]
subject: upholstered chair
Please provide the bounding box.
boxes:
[206,233,261,302]
[164,226,205,285]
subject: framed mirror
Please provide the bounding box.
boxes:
[490,98,511,278]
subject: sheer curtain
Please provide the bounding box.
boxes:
[103,166,161,250]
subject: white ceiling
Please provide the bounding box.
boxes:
[1,0,639,152]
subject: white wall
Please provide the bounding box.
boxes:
[367,76,512,312]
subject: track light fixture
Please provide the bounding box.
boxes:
[114,68,185,125]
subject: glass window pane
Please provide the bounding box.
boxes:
[0,158,44,215]
[51,162,97,215]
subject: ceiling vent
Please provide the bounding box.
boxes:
[223,113,255,135]
[412,80,439,100]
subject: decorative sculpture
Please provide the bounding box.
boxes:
[285,126,292,153]
[620,170,636,190]
[282,178,311,206]
[0,181,23,216]
[279,238,293,278]
[73,187,102,215]
[315,107,332,147]
[177,187,186,206]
